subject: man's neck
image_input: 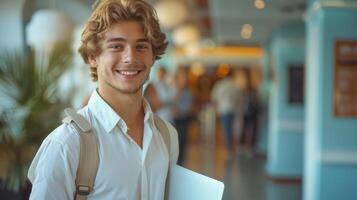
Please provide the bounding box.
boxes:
[97,86,144,126]
[98,85,145,148]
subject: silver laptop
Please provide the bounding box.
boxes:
[168,165,225,200]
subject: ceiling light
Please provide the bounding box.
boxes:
[185,42,201,55]
[240,24,253,39]
[241,31,252,39]
[155,1,188,29]
[242,24,253,33]
[172,24,201,46]
[26,9,74,51]
[254,0,265,10]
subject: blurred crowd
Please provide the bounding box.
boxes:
[144,65,263,165]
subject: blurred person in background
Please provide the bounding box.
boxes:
[211,68,240,155]
[153,66,175,122]
[240,71,261,154]
[172,67,193,165]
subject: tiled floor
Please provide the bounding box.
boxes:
[182,140,302,200]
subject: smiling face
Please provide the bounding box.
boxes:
[89,21,155,96]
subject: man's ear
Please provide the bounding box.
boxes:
[88,54,97,68]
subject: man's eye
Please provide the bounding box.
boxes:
[110,44,123,50]
[137,44,149,50]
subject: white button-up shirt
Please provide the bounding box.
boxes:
[28,90,179,200]
[211,78,240,115]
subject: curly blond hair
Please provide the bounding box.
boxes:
[78,0,168,81]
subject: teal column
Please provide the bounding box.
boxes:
[256,41,272,156]
[266,21,305,178]
[304,1,357,200]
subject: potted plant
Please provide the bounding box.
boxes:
[0,43,72,198]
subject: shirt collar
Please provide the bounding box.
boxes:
[88,90,122,133]
[87,90,155,133]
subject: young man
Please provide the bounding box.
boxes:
[27,0,179,199]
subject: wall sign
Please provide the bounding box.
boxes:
[288,64,304,104]
[334,40,357,117]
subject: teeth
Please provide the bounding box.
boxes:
[118,70,139,75]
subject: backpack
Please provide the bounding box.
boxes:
[62,108,171,200]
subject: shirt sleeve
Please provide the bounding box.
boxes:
[28,125,80,200]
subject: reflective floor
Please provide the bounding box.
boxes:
[183,139,302,200]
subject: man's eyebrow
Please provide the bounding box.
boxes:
[105,37,150,43]
[137,38,150,43]
[106,37,126,43]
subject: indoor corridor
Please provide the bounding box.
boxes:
[182,122,302,200]
[1,0,357,199]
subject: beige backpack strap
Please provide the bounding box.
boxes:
[153,115,171,200]
[62,108,99,200]
[154,115,171,153]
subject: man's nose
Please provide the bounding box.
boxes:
[123,46,138,64]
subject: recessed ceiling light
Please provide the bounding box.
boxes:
[242,24,253,33]
[254,0,265,10]
[241,31,252,39]
[241,24,253,39]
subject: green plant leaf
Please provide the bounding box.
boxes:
[0,42,73,192]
